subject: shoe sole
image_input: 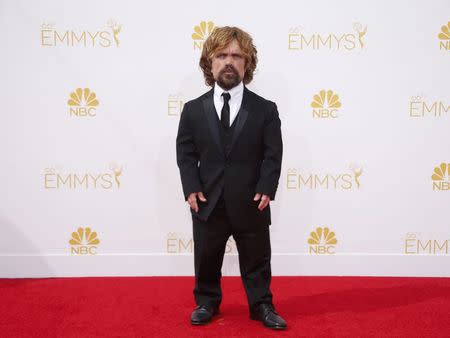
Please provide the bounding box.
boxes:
[191,320,211,325]
[191,311,219,325]
[250,316,287,330]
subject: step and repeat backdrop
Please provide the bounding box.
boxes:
[1,0,449,277]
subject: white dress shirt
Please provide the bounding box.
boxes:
[213,81,244,127]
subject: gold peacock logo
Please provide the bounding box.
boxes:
[438,22,450,40]
[438,22,450,50]
[67,88,99,117]
[192,21,215,49]
[69,227,100,255]
[68,88,99,107]
[432,163,449,181]
[308,227,337,254]
[432,163,450,191]
[69,227,100,246]
[311,90,342,118]
[311,90,341,109]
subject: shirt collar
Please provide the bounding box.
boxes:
[214,81,244,101]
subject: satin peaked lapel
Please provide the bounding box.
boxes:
[202,90,225,157]
[227,87,250,156]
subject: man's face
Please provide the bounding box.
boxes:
[211,39,246,90]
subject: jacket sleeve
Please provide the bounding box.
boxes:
[255,102,283,200]
[176,102,202,200]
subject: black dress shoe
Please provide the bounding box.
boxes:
[250,303,287,330]
[190,305,218,325]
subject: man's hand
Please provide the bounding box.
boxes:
[187,192,207,213]
[253,193,270,211]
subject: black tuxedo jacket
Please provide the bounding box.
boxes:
[176,86,282,229]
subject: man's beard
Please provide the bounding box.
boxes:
[216,65,241,90]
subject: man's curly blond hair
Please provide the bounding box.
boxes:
[199,26,258,87]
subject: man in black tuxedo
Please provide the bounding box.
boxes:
[176,26,286,330]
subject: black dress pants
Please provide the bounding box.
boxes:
[192,196,273,311]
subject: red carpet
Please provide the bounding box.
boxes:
[1,276,450,337]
